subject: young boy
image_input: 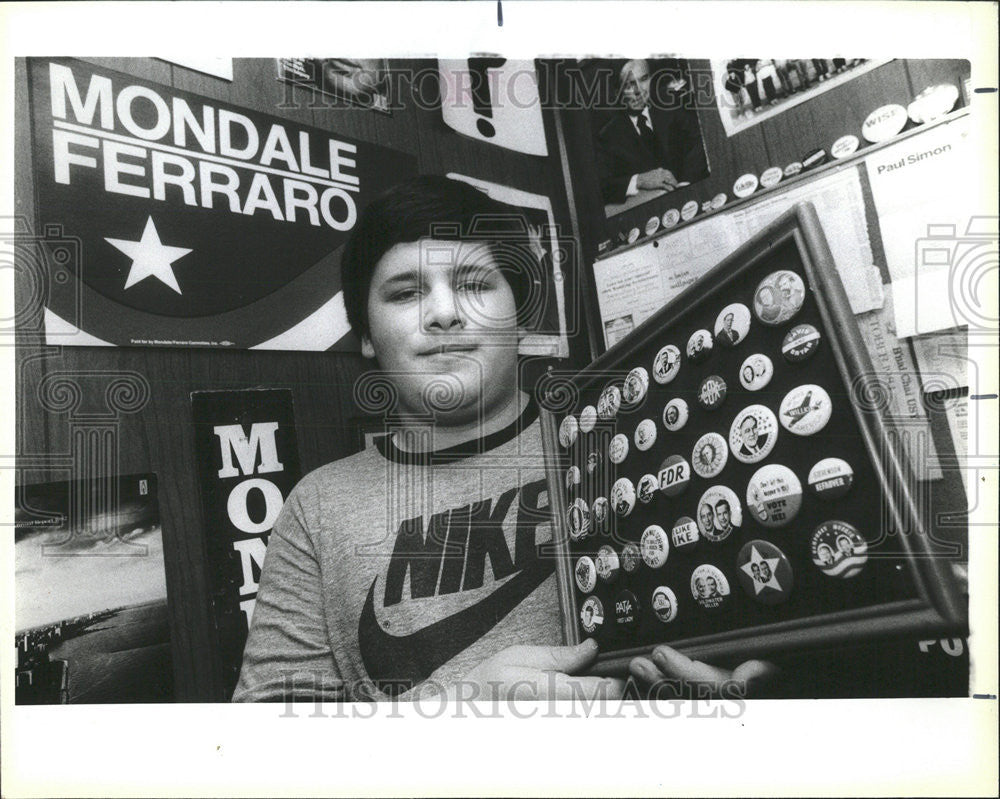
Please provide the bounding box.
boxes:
[233,176,774,702]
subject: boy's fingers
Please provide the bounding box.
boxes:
[732,659,781,695]
[651,645,731,687]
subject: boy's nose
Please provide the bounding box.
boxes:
[423,285,464,331]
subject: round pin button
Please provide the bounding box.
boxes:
[614,589,639,631]
[802,148,827,170]
[662,397,689,431]
[698,375,727,410]
[626,227,641,244]
[733,173,759,198]
[611,477,636,517]
[645,215,661,237]
[691,564,731,610]
[558,415,578,448]
[681,200,699,221]
[597,385,622,419]
[780,384,833,435]
[696,485,742,542]
[592,497,609,530]
[641,524,670,568]
[729,404,779,464]
[652,344,682,384]
[621,542,641,574]
[714,303,751,348]
[782,323,821,362]
[783,161,803,178]
[596,544,621,583]
[586,450,602,474]
[700,200,713,214]
[711,193,728,210]
[567,497,591,540]
[908,84,959,124]
[651,585,679,623]
[760,166,783,188]
[686,329,713,362]
[831,134,860,159]
[580,595,604,634]
[739,353,774,391]
[622,366,650,405]
[658,454,691,497]
[862,103,908,143]
[636,473,659,504]
[609,433,629,464]
[737,540,794,605]
[574,556,597,593]
[671,516,700,551]
[754,270,806,325]
[808,457,854,500]
[634,418,657,451]
[746,464,803,528]
[662,208,681,229]
[579,404,597,433]
[692,432,728,479]
[565,465,582,489]
[811,520,868,578]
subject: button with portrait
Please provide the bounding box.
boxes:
[579,404,597,433]
[611,477,636,517]
[634,418,657,451]
[662,397,689,431]
[671,516,700,551]
[692,432,729,479]
[565,465,582,490]
[592,497,609,531]
[780,384,832,436]
[687,329,714,362]
[729,404,779,464]
[567,497,591,540]
[609,433,629,464]
[737,540,794,605]
[622,366,650,406]
[621,542,642,574]
[596,544,622,583]
[640,524,670,568]
[574,556,597,593]
[781,323,821,363]
[811,520,868,578]
[739,353,774,392]
[698,375,727,410]
[662,208,681,229]
[746,464,802,528]
[651,585,679,623]
[690,564,731,610]
[754,270,806,326]
[586,450,602,475]
[637,473,659,504]
[597,384,622,419]
[558,414,579,448]
[652,344,682,385]
[614,588,639,631]
[580,595,605,634]
[696,485,742,542]
[808,457,854,500]
[714,303,751,348]
[657,454,691,497]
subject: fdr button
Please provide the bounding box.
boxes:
[691,564,731,610]
[739,353,774,392]
[614,589,639,631]
[637,473,659,504]
[574,556,597,593]
[579,404,597,433]
[729,405,779,464]
[737,540,794,605]
[623,366,650,406]
[662,398,689,431]
[696,485,742,542]
[746,464,802,528]
[596,545,621,583]
[611,477,636,517]
[686,329,713,363]
[620,542,642,574]
[714,303,751,348]
[558,414,578,448]
[597,384,622,419]
[692,432,728,479]
[754,270,806,326]
[609,433,629,464]
[808,457,854,500]
[671,516,700,551]
[641,524,670,568]
[658,454,691,497]
[780,384,833,436]
[634,418,658,451]
[811,520,868,578]
[567,498,591,540]
[652,344,682,384]
[580,595,605,634]
[698,375,727,410]
[651,586,679,623]
[782,323,821,363]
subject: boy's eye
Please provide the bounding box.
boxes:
[388,287,421,302]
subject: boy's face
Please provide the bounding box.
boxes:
[361,239,522,422]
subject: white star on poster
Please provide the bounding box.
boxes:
[740,544,783,594]
[106,216,192,294]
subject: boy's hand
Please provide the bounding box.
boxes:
[629,645,780,698]
[459,639,626,701]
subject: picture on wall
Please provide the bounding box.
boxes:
[277,57,392,113]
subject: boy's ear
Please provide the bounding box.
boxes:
[360,336,376,359]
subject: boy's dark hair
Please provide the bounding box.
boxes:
[341,175,541,339]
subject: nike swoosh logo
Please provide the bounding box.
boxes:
[358,556,554,696]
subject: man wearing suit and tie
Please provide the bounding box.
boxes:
[597,59,709,206]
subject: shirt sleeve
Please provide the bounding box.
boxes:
[232,482,345,702]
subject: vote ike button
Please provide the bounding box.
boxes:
[614,589,639,631]
[737,540,794,605]
[658,454,691,497]
[782,323,821,362]
[671,516,700,551]
[746,464,803,528]
[808,457,854,500]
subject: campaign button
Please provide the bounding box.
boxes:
[696,485,742,542]
[681,200,699,221]
[729,404,779,464]
[692,432,729,479]
[558,414,579,448]
[596,545,621,583]
[714,303,751,348]
[908,84,959,124]
[609,433,630,464]
[690,564,731,610]
[701,200,713,214]
[597,384,622,419]
[614,588,639,630]
[739,353,774,391]
[831,134,860,159]
[711,192,728,210]
[579,404,597,433]
[640,524,670,568]
[592,497,609,529]
[862,103,908,143]
[760,166,783,188]
[746,464,803,528]
[783,161,803,178]
[780,384,833,436]
[687,329,714,362]
[586,450,602,474]
[637,473,659,504]
[645,215,661,237]
[574,556,597,593]
[652,343,682,384]
[754,270,806,325]
[733,173,759,198]
[808,457,854,500]
[802,148,827,170]
[627,227,641,244]
[671,516,700,551]
[621,542,642,574]
[698,376,727,411]
[567,497,591,540]
[651,585,679,623]
[662,208,681,229]
[565,465,581,489]
[611,477,637,517]
[737,540,794,605]
[782,323,821,362]
[811,520,868,578]
[658,454,691,497]
[623,366,650,405]
[662,397,689,431]
[634,418,658,451]
[580,595,605,634]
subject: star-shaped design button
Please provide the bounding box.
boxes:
[106,216,192,294]
[740,543,783,594]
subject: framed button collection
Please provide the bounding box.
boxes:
[542,204,965,672]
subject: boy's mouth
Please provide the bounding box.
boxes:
[419,343,478,356]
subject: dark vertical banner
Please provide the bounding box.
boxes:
[191,389,301,698]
